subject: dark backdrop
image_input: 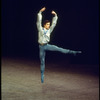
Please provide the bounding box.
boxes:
[1,0,99,64]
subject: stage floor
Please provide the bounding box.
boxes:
[1,57,99,100]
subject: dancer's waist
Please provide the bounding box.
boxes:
[39,43,48,46]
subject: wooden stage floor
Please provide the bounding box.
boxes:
[1,57,99,100]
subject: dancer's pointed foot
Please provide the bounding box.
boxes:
[76,51,82,53]
[74,51,82,56]
[69,51,82,56]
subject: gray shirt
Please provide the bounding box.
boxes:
[36,11,58,44]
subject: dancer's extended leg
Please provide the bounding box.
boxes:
[46,44,81,55]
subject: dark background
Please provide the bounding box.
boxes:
[1,0,99,64]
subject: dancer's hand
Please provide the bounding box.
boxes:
[40,7,46,12]
[51,11,57,15]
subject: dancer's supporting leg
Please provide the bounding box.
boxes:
[39,45,46,83]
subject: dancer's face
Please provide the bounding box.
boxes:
[44,22,50,29]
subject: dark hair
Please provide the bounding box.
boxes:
[43,20,50,26]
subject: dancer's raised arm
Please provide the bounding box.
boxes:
[50,10,58,33]
[36,7,46,31]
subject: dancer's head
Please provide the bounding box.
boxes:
[43,20,50,29]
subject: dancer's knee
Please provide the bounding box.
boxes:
[41,58,45,64]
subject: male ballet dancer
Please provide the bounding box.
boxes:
[36,7,81,83]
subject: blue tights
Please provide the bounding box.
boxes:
[39,44,81,83]
[39,44,76,83]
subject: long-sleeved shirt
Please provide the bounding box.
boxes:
[36,11,58,44]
